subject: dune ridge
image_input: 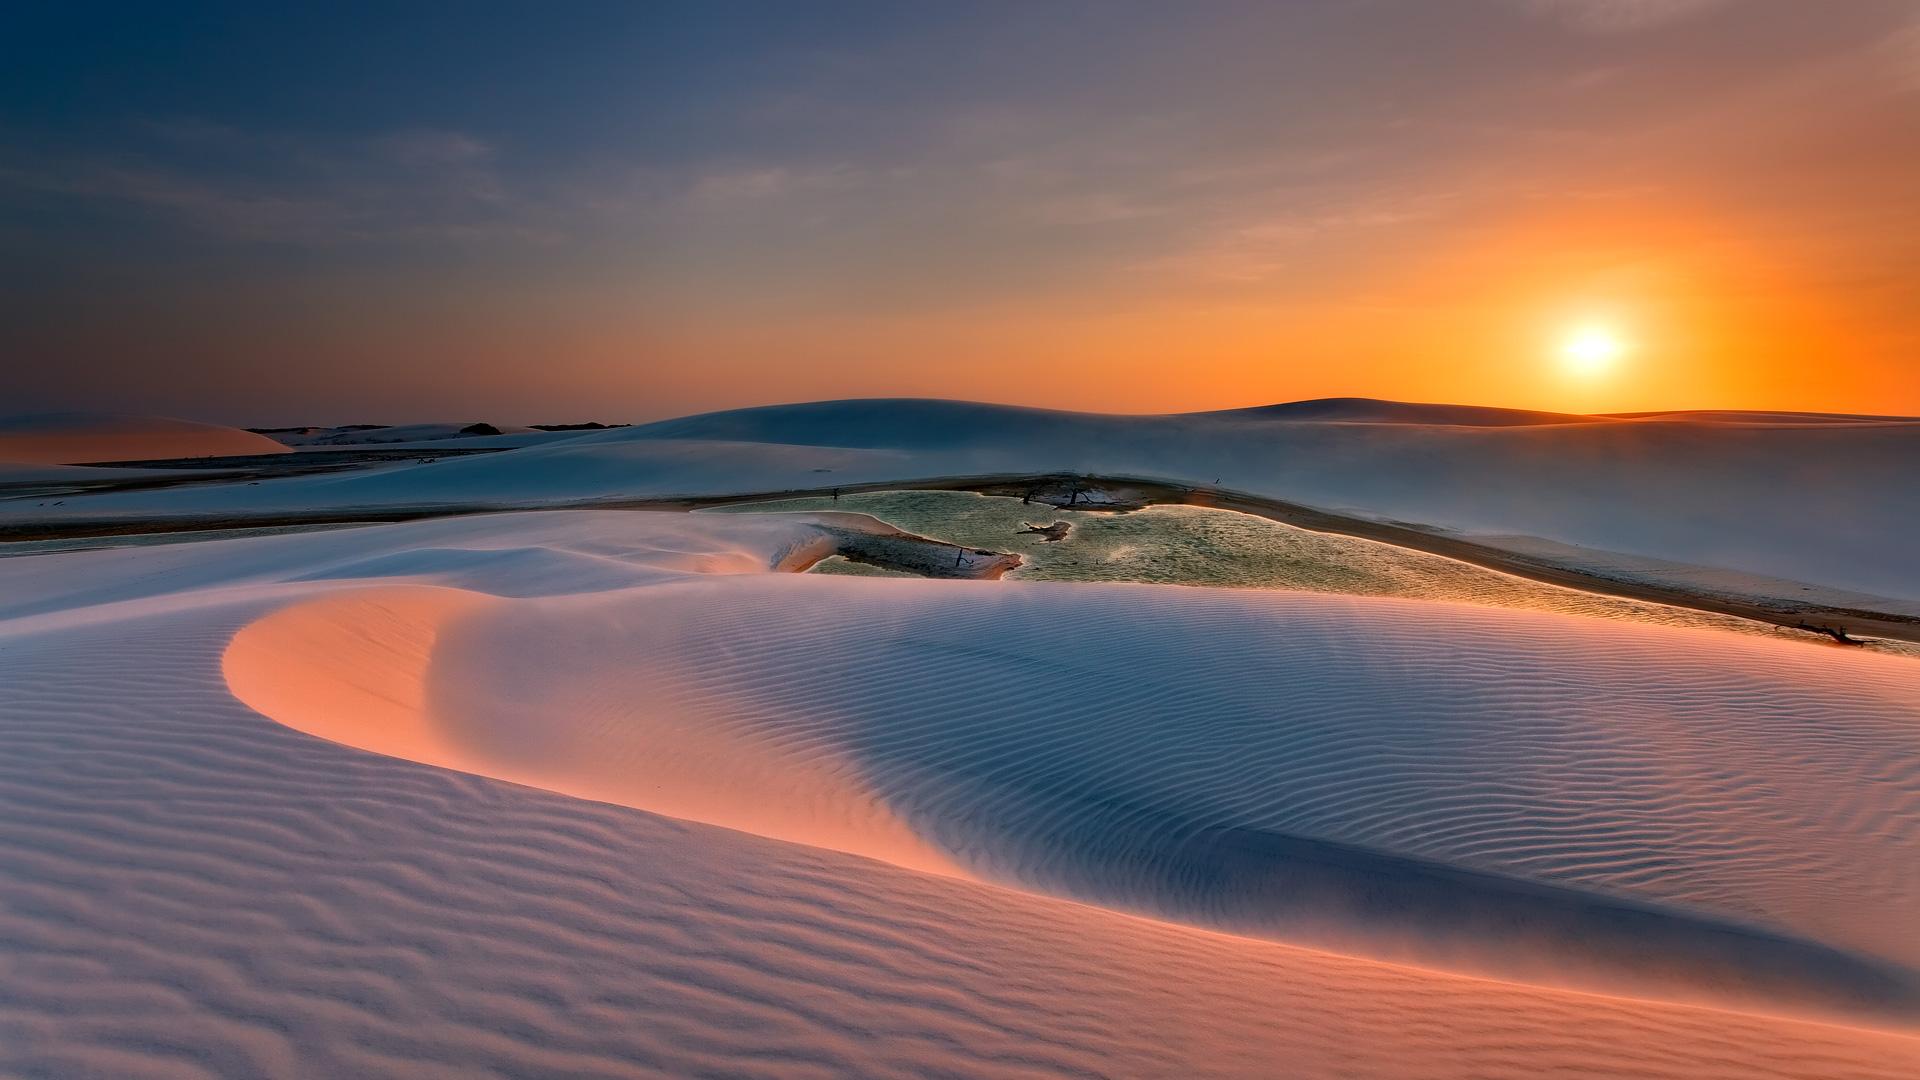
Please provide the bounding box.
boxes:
[0,411,292,464]
[8,397,1918,610]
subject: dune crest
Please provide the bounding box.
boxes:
[222,586,500,770]
[13,396,1919,608]
[223,583,966,879]
[221,540,1920,1020]
[0,412,291,463]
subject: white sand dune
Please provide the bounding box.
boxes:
[225,559,1920,1020]
[0,412,291,464]
[5,510,1919,1077]
[1146,396,1599,425]
[226,584,966,879]
[267,421,588,451]
[6,397,1916,609]
[1609,409,1918,425]
[278,421,533,445]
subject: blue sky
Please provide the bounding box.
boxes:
[3,1,1916,422]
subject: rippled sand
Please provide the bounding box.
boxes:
[8,509,1920,1076]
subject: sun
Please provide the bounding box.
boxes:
[1560,324,1627,377]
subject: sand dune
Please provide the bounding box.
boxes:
[225,584,966,878]
[1194,396,1603,424]
[1609,409,1918,425]
[717,489,1920,657]
[4,509,1919,1075]
[264,421,592,451]
[0,412,291,464]
[276,421,535,445]
[7,397,1917,610]
[225,565,1920,1019]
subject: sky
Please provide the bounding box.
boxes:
[3,0,1917,424]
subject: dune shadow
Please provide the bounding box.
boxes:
[869,755,1920,1022]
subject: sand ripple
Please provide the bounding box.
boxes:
[228,571,1920,1020]
[6,511,1919,1076]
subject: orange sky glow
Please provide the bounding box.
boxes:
[4,2,1916,423]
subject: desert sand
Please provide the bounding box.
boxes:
[7,398,1917,610]
[0,412,292,464]
[3,401,1919,1077]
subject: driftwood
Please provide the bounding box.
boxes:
[1795,621,1864,645]
[1019,521,1072,543]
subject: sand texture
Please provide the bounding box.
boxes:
[4,510,1917,1076]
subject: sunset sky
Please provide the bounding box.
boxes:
[4,0,1917,423]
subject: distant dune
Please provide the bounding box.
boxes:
[11,396,1914,607]
[1606,409,1920,425]
[0,412,290,464]
[271,421,541,447]
[1205,396,1603,425]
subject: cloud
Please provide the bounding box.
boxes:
[0,161,358,242]
[1518,0,1730,33]
[1025,191,1163,227]
[377,130,495,168]
[0,123,534,245]
[1129,202,1443,286]
[685,164,867,206]
[1880,17,1920,92]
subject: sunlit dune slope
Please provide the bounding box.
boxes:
[224,584,965,877]
[0,411,291,463]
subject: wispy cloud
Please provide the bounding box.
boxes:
[0,160,361,243]
[1518,0,1731,33]
[685,164,868,206]
[376,129,494,168]
[1130,201,1448,286]
[1880,16,1920,92]
[0,122,538,245]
